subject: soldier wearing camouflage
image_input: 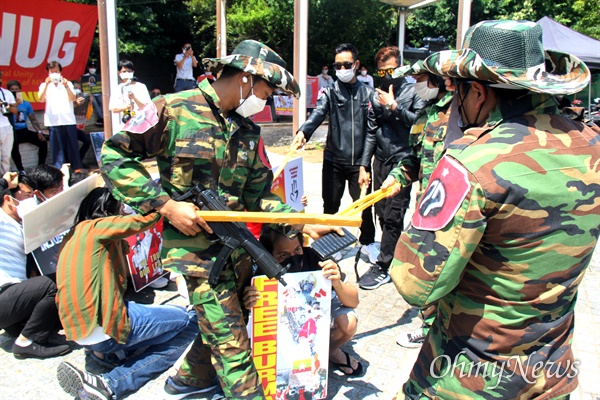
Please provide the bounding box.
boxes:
[102,40,306,400]
[390,20,600,398]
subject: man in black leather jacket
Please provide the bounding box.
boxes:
[357,47,426,290]
[293,43,376,246]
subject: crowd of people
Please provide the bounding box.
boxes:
[1,18,599,400]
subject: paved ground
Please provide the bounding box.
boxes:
[2,124,599,399]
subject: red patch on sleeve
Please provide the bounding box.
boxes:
[412,156,470,231]
[257,136,272,169]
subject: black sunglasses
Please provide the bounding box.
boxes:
[376,68,396,77]
[333,62,355,70]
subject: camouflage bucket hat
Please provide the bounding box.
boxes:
[203,40,301,98]
[392,60,427,78]
[423,20,590,95]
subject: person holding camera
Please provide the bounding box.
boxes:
[108,60,151,130]
[0,70,17,175]
[6,80,47,172]
[38,61,83,171]
[174,42,198,92]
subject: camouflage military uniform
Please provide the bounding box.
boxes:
[389,90,453,201]
[391,20,599,398]
[388,90,453,332]
[102,79,294,399]
[392,90,600,399]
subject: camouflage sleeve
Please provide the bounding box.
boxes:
[243,137,295,214]
[101,97,171,214]
[390,161,487,307]
[389,114,425,186]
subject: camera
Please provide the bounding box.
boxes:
[122,110,135,124]
[422,36,448,52]
[184,45,191,52]
[1,101,10,116]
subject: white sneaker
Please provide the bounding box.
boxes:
[149,276,169,289]
[360,242,380,264]
[396,327,426,348]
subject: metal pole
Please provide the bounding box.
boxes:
[98,0,120,138]
[216,0,227,58]
[456,0,471,48]
[293,0,308,133]
[398,8,406,65]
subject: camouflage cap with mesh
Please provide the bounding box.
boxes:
[423,20,590,95]
[203,40,301,98]
[392,60,427,78]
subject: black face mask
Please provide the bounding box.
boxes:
[377,74,403,92]
[281,254,303,272]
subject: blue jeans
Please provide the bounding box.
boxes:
[174,78,197,92]
[85,302,198,398]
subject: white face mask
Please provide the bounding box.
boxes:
[414,81,439,101]
[49,72,62,83]
[236,77,267,118]
[336,67,355,83]
[14,197,38,220]
[360,70,367,76]
[322,69,328,75]
[89,68,97,75]
[120,71,134,81]
[74,89,82,96]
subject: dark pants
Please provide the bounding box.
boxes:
[49,124,83,170]
[0,276,61,343]
[77,129,91,161]
[174,79,197,92]
[91,93,103,121]
[373,157,412,273]
[322,159,376,245]
[11,128,48,171]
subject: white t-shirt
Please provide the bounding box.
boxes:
[109,81,151,130]
[357,74,374,88]
[174,53,197,80]
[0,208,27,286]
[0,87,16,128]
[38,81,76,126]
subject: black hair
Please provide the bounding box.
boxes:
[334,43,359,62]
[218,65,241,80]
[6,80,21,90]
[259,226,302,255]
[427,73,446,90]
[0,174,34,207]
[29,164,63,193]
[46,61,63,72]
[118,59,135,71]
[0,187,11,207]
[69,170,89,187]
[75,187,121,225]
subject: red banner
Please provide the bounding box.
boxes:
[0,1,98,110]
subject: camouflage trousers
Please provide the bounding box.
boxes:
[175,267,265,400]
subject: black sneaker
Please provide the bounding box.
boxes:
[164,376,218,399]
[57,361,112,400]
[396,328,426,348]
[12,341,71,359]
[358,265,391,290]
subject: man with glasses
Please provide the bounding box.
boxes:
[293,43,376,248]
[357,47,426,290]
[389,20,599,398]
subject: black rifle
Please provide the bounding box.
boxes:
[174,186,289,287]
